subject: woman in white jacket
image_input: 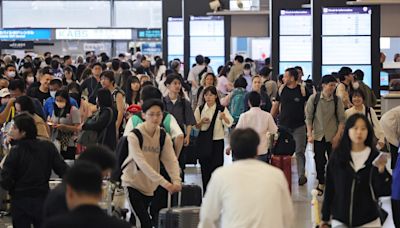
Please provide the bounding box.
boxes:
[345,89,385,150]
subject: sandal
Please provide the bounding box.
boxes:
[315,184,325,196]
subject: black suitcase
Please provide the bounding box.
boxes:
[183,135,198,165]
[158,192,200,228]
[172,184,202,206]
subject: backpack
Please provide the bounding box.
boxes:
[111,128,166,183]
[131,111,171,135]
[312,92,338,123]
[229,88,246,124]
[365,106,374,127]
[198,66,208,83]
[271,127,296,156]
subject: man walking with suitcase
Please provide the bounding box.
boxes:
[198,128,294,228]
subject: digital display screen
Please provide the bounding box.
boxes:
[279,62,312,81]
[280,36,312,62]
[167,17,184,63]
[280,9,312,35]
[137,29,161,39]
[0,29,52,40]
[321,65,372,88]
[380,90,389,96]
[322,36,371,65]
[380,71,389,86]
[322,7,371,36]
[251,38,271,60]
[189,16,225,72]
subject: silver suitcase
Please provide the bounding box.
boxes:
[158,192,200,228]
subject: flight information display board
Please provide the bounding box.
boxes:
[279,9,312,80]
[322,7,372,84]
[190,16,225,72]
[167,17,183,62]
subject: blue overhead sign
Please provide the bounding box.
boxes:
[137,29,161,39]
[0,29,52,40]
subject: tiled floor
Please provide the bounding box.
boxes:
[0,144,396,228]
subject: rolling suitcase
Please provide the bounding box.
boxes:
[271,155,292,193]
[158,192,200,228]
[172,184,202,206]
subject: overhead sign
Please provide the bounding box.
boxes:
[0,29,51,40]
[137,29,161,39]
[0,41,34,49]
[56,29,132,40]
[141,43,162,55]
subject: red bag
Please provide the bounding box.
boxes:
[271,155,292,193]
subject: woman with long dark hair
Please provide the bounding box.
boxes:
[50,89,81,159]
[194,86,233,192]
[81,88,116,150]
[321,114,391,228]
[124,76,141,106]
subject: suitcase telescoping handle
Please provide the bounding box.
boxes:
[167,191,182,209]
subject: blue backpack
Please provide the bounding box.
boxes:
[229,88,246,124]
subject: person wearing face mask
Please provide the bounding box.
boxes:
[27,69,52,105]
[23,71,36,89]
[50,89,81,160]
[43,79,78,119]
[2,64,20,81]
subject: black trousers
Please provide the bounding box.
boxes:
[61,146,76,160]
[390,143,399,169]
[199,139,224,193]
[149,167,170,228]
[127,187,153,228]
[314,138,332,185]
[11,197,45,228]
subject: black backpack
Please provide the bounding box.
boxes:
[271,127,296,156]
[111,128,166,183]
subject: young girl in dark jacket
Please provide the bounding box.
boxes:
[321,114,391,228]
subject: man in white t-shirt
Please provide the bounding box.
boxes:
[199,128,294,228]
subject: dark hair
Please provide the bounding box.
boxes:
[111,59,121,71]
[265,57,271,65]
[332,114,374,165]
[285,68,299,81]
[15,96,36,115]
[142,99,164,113]
[245,57,254,63]
[78,145,116,171]
[54,89,72,117]
[244,63,251,70]
[120,70,133,88]
[248,91,261,107]
[201,86,222,109]
[65,161,103,196]
[125,76,141,105]
[51,60,60,69]
[67,82,82,107]
[321,74,337,85]
[8,79,25,93]
[142,81,154,88]
[170,60,180,72]
[234,76,248,89]
[234,55,244,63]
[100,70,115,83]
[13,113,37,140]
[195,55,204,65]
[204,57,211,64]
[164,74,182,86]
[338,67,353,82]
[63,55,71,62]
[354,69,364,81]
[91,62,103,69]
[230,128,259,160]
[140,85,162,101]
[218,65,230,77]
[259,66,272,77]
[45,57,52,65]
[97,88,113,108]
[217,65,224,75]
[294,66,303,73]
[76,64,87,81]
[5,64,16,71]
[120,62,131,71]
[350,89,366,103]
[50,79,63,88]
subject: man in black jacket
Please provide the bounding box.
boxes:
[42,162,131,228]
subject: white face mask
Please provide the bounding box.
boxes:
[50,91,57,98]
[26,76,34,84]
[1,98,9,105]
[352,81,360,90]
[7,71,15,78]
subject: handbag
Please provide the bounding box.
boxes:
[271,127,296,156]
[77,107,113,147]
